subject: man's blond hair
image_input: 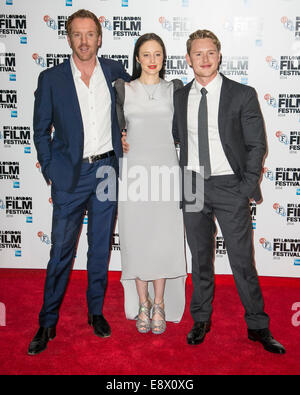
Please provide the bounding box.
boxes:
[186,29,221,54]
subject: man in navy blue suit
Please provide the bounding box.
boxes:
[28,9,130,356]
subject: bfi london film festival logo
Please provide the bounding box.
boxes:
[0,196,33,223]
[0,230,22,257]
[266,55,300,78]
[0,52,16,82]
[43,15,68,38]
[223,16,263,46]
[264,93,300,117]
[259,237,300,266]
[32,53,70,69]
[1,125,31,154]
[165,55,188,82]
[0,161,20,189]
[263,166,300,190]
[100,16,142,39]
[101,54,129,71]
[220,56,248,84]
[281,16,300,39]
[273,202,300,225]
[275,130,300,154]
[0,14,27,44]
[159,16,191,40]
[0,89,17,117]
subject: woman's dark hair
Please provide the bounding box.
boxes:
[132,33,166,80]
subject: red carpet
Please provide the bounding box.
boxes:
[0,269,299,375]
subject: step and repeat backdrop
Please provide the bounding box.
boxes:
[0,0,299,277]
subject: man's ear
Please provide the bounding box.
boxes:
[186,53,192,67]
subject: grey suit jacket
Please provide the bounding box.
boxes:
[173,73,267,202]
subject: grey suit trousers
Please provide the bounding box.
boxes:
[183,172,270,330]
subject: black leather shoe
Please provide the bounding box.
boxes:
[187,321,211,345]
[28,327,56,356]
[88,314,111,338]
[248,328,286,354]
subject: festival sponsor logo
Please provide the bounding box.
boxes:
[215,236,227,257]
[220,56,248,84]
[165,55,188,77]
[1,126,31,153]
[281,16,300,39]
[101,54,129,71]
[0,52,16,81]
[32,53,70,68]
[223,16,263,46]
[0,161,20,184]
[278,93,300,116]
[37,231,51,245]
[266,55,300,78]
[275,130,300,153]
[259,237,300,265]
[273,202,300,225]
[43,15,68,38]
[0,230,21,251]
[0,14,27,43]
[121,0,128,7]
[264,93,300,117]
[100,16,142,39]
[159,16,191,40]
[1,196,33,219]
[263,93,277,109]
[0,89,17,117]
[263,167,300,191]
[65,0,72,6]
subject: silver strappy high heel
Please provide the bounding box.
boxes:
[151,302,166,335]
[136,297,153,333]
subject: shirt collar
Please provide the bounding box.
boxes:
[70,55,100,79]
[194,72,222,95]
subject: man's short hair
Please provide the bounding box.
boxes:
[186,29,221,55]
[66,9,102,37]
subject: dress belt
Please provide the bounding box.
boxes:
[82,150,115,164]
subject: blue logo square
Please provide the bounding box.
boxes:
[20,36,27,44]
[13,181,20,189]
[9,74,16,81]
[24,146,31,154]
[11,110,18,118]
[122,0,128,7]
[15,250,22,257]
[66,0,72,6]
[26,216,33,223]
[294,259,300,266]
[6,0,13,5]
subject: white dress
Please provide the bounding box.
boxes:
[115,78,187,322]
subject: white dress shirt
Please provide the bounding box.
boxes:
[187,72,234,176]
[70,56,113,159]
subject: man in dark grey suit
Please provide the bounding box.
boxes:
[173,29,285,354]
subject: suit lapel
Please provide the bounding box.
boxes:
[62,59,84,131]
[218,73,233,147]
[180,80,193,152]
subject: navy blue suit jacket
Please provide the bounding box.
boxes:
[33,57,130,192]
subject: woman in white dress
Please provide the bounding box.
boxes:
[115,33,186,335]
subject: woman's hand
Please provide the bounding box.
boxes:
[121,130,130,153]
